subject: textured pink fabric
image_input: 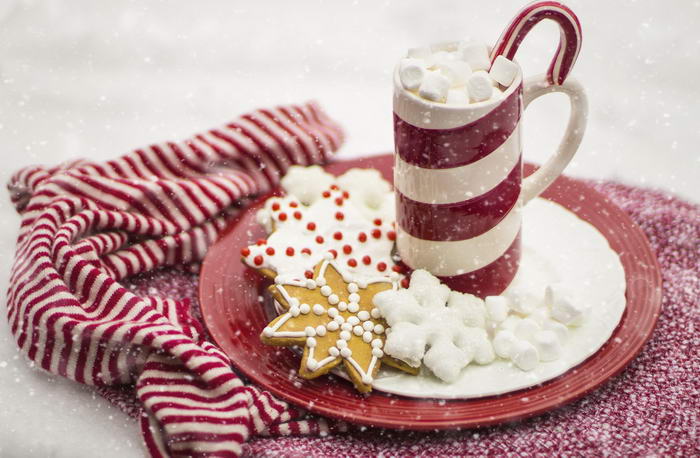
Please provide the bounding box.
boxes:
[106,180,699,456]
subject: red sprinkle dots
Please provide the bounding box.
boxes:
[373,218,382,226]
[265,247,275,256]
[343,191,350,198]
[335,211,344,221]
[301,248,311,255]
[377,262,387,272]
[330,185,339,190]
[329,249,338,259]
[362,255,371,265]
[315,236,324,244]
[256,239,266,246]
[347,258,357,267]
[289,201,298,208]
[286,247,295,256]
[304,270,314,279]
[322,191,331,198]
[392,265,403,273]
[401,278,410,288]
[306,222,316,231]
[372,229,382,239]
[253,255,263,266]
[343,245,352,255]
[335,197,344,206]
[271,202,280,211]
[333,231,343,241]
[240,247,250,257]
[358,232,367,243]
[387,230,396,241]
[293,211,302,220]
[278,212,288,221]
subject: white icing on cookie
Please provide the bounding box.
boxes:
[263,259,398,385]
[242,170,399,281]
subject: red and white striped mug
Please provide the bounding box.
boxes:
[393,1,588,297]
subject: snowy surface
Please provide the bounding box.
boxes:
[0,0,697,456]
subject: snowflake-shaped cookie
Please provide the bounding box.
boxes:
[262,255,416,393]
[373,270,495,383]
[241,184,399,281]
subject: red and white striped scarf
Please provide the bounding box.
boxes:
[6,102,345,457]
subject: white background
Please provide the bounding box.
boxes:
[0,0,698,456]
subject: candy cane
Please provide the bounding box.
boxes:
[490,1,582,85]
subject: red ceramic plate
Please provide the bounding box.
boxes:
[199,154,662,430]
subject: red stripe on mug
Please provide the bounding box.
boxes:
[393,85,522,170]
[396,159,521,241]
[438,231,520,298]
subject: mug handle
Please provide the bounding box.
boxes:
[521,74,588,204]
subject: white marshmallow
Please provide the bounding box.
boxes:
[437,60,472,87]
[399,58,427,91]
[542,319,569,343]
[499,315,522,332]
[533,330,562,362]
[446,88,469,106]
[493,330,517,359]
[489,55,519,87]
[546,284,589,326]
[511,340,539,371]
[430,41,461,52]
[485,296,510,323]
[419,71,451,102]
[507,288,537,315]
[514,318,541,342]
[467,71,494,102]
[473,338,496,365]
[460,42,491,71]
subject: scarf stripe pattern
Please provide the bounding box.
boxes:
[6,102,344,457]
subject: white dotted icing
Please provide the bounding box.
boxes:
[262,258,398,387]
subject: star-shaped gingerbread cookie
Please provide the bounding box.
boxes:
[261,254,417,393]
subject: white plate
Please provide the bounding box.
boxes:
[370,197,627,399]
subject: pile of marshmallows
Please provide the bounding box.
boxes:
[489,284,590,372]
[398,41,519,105]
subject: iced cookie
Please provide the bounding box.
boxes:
[262,256,417,393]
[241,181,400,281]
